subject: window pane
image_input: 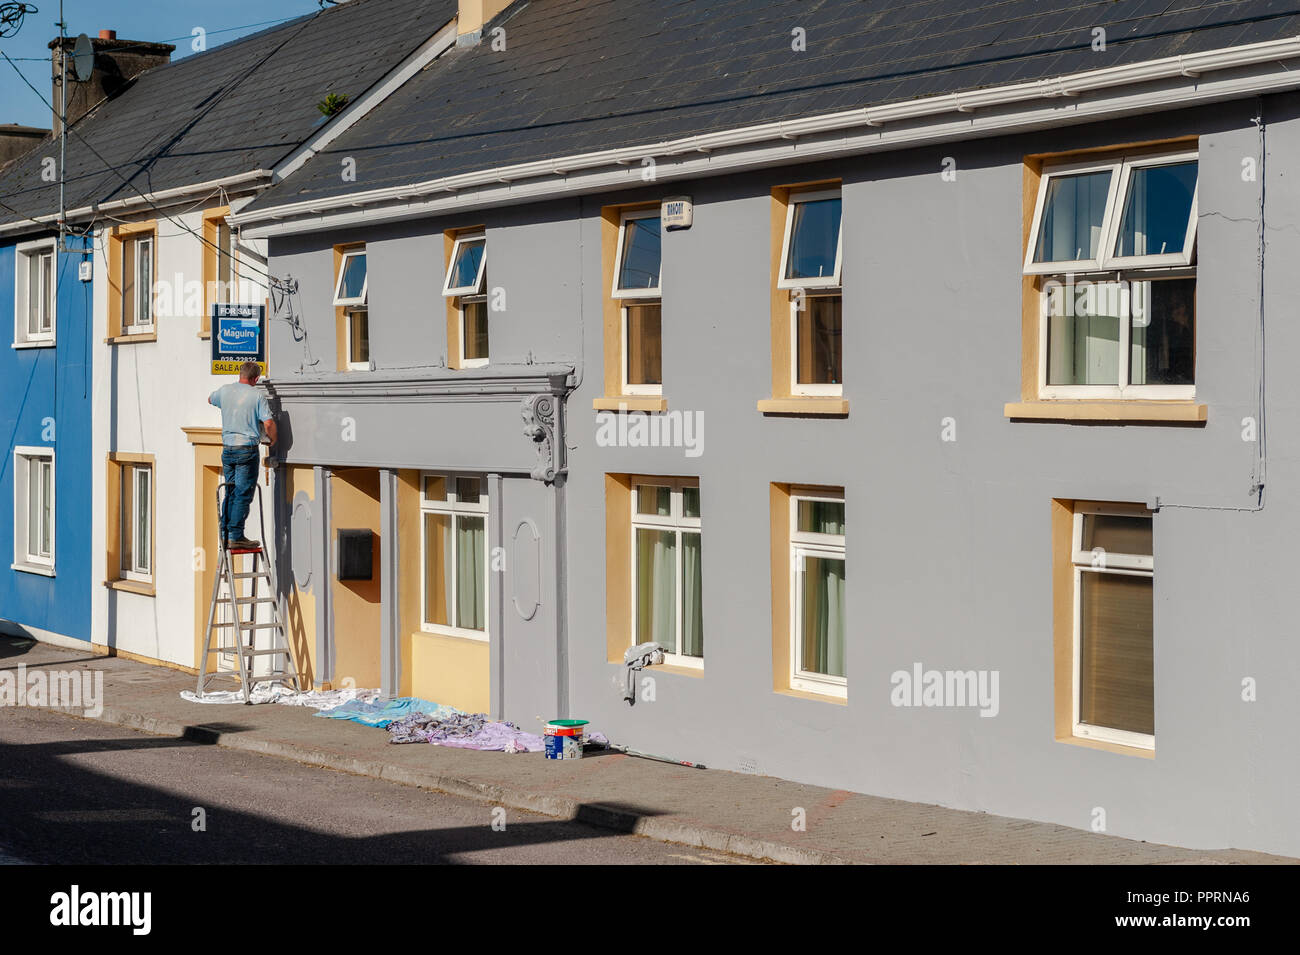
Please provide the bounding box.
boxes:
[1078,571,1154,736]
[1081,514,1152,558]
[618,216,661,291]
[423,512,451,627]
[27,253,40,334]
[121,466,134,572]
[800,555,845,677]
[338,252,367,300]
[681,486,700,519]
[796,294,841,385]
[1045,281,1122,386]
[1034,170,1112,263]
[635,527,676,652]
[625,303,661,386]
[422,475,447,502]
[136,468,150,573]
[455,515,486,631]
[785,197,841,281]
[1130,279,1195,386]
[463,299,489,361]
[681,531,703,658]
[217,222,233,301]
[41,253,53,332]
[635,485,672,516]
[797,499,844,535]
[455,477,481,505]
[1115,161,1197,259]
[349,311,369,364]
[39,459,52,557]
[136,238,152,325]
[122,239,136,326]
[449,238,484,291]
[27,457,40,557]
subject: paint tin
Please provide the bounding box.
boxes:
[543,719,588,759]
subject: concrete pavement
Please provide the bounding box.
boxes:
[2,634,1294,864]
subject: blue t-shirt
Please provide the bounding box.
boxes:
[210,382,271,447]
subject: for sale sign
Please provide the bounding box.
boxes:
[210,303,266,375]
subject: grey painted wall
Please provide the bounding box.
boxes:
[265,94,1300,856]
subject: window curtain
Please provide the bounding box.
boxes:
[636,528,676,651]
[801,555,845,677]
[1079,571,1154,735]
[456,516,486,631]
[681,531,703,657]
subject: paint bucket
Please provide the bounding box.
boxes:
[543,719,588,760]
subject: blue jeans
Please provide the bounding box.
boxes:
[221,445,260,542]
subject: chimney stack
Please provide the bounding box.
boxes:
[50,31,174,135]
[457,0,515,45]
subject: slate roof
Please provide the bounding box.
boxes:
[0,0,457,229]
[247,0,1300,212]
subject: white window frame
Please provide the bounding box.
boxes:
[1070,503,1154,751]
[777,188,843,291]
[214,218,242,305]
[419,473,489,642]
[789,292,843,397]
[789,487,846,697]
[1036,273,1196,400]
[333,248,369,371]
[459,294,489,369]
[124,234,154,332]
[629,477,703,669]
[1024,151,1198,275]
[442,233,486,298]
[12,446,54,573]
[14,238,56,347]
[611,210,662,299]
[121,463,152,583]
[620,303,662,397]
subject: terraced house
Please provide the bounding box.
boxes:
[0,0,460,670]
[7,0,1300,860]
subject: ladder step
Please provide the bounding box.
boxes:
[232,596,277,605]
[212,647,294,657]
[232,571,271,580]
[211,621,282,630]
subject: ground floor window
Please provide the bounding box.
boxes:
[790,487,845,695]
[1070,502,1154,750]
[421,474,488,639]
[120,462,153,582]
[631,477,702,667]
[13,447,54,570]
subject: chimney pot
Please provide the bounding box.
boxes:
[98,29,116,40]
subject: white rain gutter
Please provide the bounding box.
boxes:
[0,169,272,237]
[233,34,1300,238]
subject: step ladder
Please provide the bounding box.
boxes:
[196,478,299,703]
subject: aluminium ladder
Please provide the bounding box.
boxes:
[196,479,299,703]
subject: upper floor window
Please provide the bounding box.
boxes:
[443,232,488,368]
[612,211,661,395]
[1026,150,1198,399]
[333,247,369,370]
[15,239,56,346]
[121,233,154,333]
[779,189,842,396]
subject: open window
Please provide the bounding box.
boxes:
[1024,149,1198,402]
[333,247,369,370]
[778,189,842,290]
[15,239,56,346]
[443,232,488,368]
[611,211,662,396]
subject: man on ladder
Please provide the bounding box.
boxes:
[208,361,276,548]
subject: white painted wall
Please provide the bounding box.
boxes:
[90,195,273,667]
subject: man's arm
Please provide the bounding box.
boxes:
[263,417,278,447]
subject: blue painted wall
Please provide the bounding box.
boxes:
[0,234,93,642]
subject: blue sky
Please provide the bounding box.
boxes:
[0,0,325,128]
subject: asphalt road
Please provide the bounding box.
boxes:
[0,706,758,865]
